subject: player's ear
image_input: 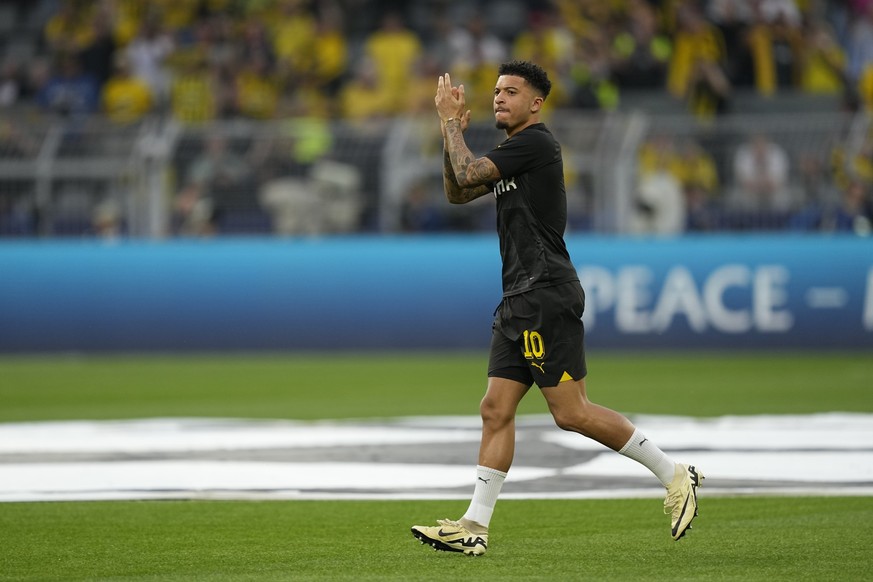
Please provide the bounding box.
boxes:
[530,96,544,114]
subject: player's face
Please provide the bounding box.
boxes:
[493,75,541,133]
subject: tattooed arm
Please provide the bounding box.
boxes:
[435,73,499,204]
[441,119,499,204]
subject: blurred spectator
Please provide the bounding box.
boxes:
[731,132,792,211]
[311,5,350,101]
[91,199,122,239]
[363,11,423,111]
[234,54,279,119]
[667,3,731,117]
[215,65,242,120]
[125,16,174,105]
[404,56,443,116]
[675,139,720,193]
[633,152,686,236]
[794,150,827,209]
[111,0,145,48]
[831,129,873,191]
[638,133,678,176]
[744,3,804,96]
[400,178,448,232]
[338,57,390,122]
[248,99,334,190]
[445,10,508,115]
[272,0,318,85]
[20,57,52,105]
[152,0,201,39]
[611,0,672,89]
[512,7,574,105]
[447,10,508,73]
[202,13,239,71]
[801,19,849,96]
[0,117,37,234]
[848,3,873,84]
[277,112,334,171]
[237,16,276,71]
[36,53,100,117]
[828,130,873,197]
[43,0,95,57]
[79,4,117,90]
[101,54,153,125]
[0,116,39,159]
[789,178,872,234]
[855,61,873,111]
[0,59,22,107]
[171,14,233,74]
[259,158,362,236]
[170,57,218,124]
[173,134,253,236]
[277,79,339,125]
[674,138,720,213]
[708,0,756,88]
[569,30,619,110]
[757,0,802,27]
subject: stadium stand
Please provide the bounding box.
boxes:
[0,0,871,237]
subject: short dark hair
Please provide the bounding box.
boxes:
[498,60,551,99]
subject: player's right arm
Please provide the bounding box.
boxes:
[442,146,491,204]
[436,73,495,204]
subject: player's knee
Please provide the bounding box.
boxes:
[552,412,580,433]
[550,405,592,434]
[479,394,515,427]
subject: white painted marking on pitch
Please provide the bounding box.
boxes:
[565,451,873,482]
[0,414,870,502]
[0,462,555,496]
[542,413,873,451]
[0,419,482,454]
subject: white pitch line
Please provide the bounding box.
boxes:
[0,414,870,502]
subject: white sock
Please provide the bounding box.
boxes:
[461,465,507,529]
[618,429,676,486]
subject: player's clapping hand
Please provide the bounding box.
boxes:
[436,73,471,135]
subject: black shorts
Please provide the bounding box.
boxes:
[487,280,587,388]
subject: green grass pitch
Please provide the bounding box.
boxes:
[0,351,871,581]
[1,497,870,581]
[1,351,871,422]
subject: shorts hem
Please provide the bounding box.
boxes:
[487,367,534,387]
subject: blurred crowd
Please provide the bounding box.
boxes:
[1,0,872,238]
[630,128,873,236]
[0,0,872,123]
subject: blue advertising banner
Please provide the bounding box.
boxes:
[0,235,870,352]
[572,236,872,349]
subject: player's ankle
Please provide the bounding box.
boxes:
[459,517,488,535]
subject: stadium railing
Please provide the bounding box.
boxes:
[0,104,865,238]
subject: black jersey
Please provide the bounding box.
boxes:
[484,123,579,297]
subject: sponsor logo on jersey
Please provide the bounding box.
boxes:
[492,177,517,198]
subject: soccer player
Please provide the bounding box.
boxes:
[411,60,702,556]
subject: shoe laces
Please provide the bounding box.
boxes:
[436,518,463,529]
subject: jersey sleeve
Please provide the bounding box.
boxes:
[485,129,553,182]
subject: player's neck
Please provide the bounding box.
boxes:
[505,117,539,138]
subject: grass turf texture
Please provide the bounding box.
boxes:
[2,352,871,580]
[1,497,870,581]
[0,351,871,422]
